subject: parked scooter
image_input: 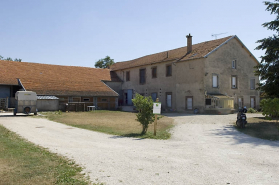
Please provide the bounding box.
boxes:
[236,106,247,128]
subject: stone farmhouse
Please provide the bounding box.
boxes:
[110,35,260,114]
[0,35,260,114]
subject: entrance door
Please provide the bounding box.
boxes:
[127,89,133,105]
[250,96,255,109]
[166,92,172,108]
[238,97,243,108]
[186,96,193,110]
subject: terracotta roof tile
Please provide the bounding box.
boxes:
[111,36,233,70]
[0,60,118,96]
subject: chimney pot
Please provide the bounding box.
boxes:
[186,33,193,53]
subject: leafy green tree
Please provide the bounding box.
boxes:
[94,56,114,68]
[255,0,279,98]
[260,98,279,121]
[132,94,155,134]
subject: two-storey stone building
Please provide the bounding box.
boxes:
[110,35,260,114]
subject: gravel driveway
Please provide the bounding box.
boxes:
[1,113,279,185]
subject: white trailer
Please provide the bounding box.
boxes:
[14,91,37,116]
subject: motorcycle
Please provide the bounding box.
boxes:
[236,107,247,128]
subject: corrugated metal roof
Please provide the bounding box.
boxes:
[37,96,59,100]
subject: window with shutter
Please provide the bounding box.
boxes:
[213,74,218,88]
[232,60,236,69]
[250,78,255,89]
[166,64,172,77]
[152,67,157,78]
[126,71,130,81]
[139,68,146,84]
[232,76,237,89]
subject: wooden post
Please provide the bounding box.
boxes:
[154,98,159,136]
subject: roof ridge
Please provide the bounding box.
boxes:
[0,60,110,70]
[114,35,233,64]
[111,35,234,71]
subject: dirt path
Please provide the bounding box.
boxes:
[1,113,279,185]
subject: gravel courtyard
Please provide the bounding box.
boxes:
[1,113,279,185]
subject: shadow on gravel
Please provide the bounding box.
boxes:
[109,133,146,140]
[163,113,217,117]
[210,125,279,148]
[0,114,30,117]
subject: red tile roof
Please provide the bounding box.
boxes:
[0,60,118,96]
[111,36,233,71]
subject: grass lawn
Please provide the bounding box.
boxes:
[0,125,91,185]
[42,111,174,139]
[236,117,279,141]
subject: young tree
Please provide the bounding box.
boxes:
[255,0,279,98]
[94,56,115,68]
[132,94,155,135]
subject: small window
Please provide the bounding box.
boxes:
[205,99,211,105]
[250,78,255,90]
[139,68,146,84]
[101,98,107,102]
[166,92,172,108]
[212,74,218,88]
[232,60,236,69]
[152,67,157,78]
[151,92,157,101]
[83,98,90,102]
[166,64,172,77]
[126,71,130,81]
[232,75,237,89]
[186,96,193,110]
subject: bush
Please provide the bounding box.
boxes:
[132,94,155,135]
[247,108,257,113]
[260,98,279,121]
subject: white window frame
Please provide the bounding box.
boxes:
[232,60,236,69]
[212,74,218,88]
[232,76,237,89]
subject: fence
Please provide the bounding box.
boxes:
[67,102,95,112]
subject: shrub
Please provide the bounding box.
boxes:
[247,108,257,113]
[132,94,155,135]
[260,98,279,121]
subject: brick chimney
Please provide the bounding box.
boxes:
[186,33,193,53]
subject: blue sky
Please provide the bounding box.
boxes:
[0,0,275,67]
